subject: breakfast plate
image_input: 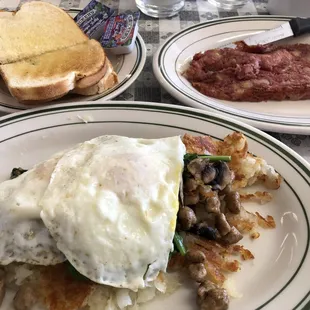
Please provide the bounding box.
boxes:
[153,15,310,134]
[0,8,146,114]
[0,101,309,310]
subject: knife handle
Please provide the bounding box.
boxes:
[289,18,310,37]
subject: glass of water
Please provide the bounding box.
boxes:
[135,0,185,18]
[207,0,248,9]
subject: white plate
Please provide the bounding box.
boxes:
[153,16,310,134]
[0,102,309,310]
[0,10,146,114]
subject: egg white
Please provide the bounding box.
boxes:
[0,153,66,265]
[40,135,186,290]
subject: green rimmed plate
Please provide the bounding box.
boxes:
[153,16,310,134]
[0,102,309,310]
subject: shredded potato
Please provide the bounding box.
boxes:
[3,263,180,310]
[225,205,276,235]
[168,234,255,286]
[182,132,282,190]
[181,132,279,296]
[239,191,273,204]
[256,212,276,229]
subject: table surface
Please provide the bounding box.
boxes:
[0,0,309,163]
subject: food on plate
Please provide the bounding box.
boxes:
[184,43,310,102]
[168,132,279,309]
[0,152,66,265]
[40,135,185,289]
[10,167,28,179]
[0,1,118,104]
[0,40,118,103]
[0,133,281,310]
[73,59,118,96]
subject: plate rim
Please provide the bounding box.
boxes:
[0,101,309,309]
[1,100,309,170]
[152,15,310,135]
[0,34,146,113]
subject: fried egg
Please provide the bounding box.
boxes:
[40,135,186,290]
[0,153,66,265]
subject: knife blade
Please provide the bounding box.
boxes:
[221,17,310,48]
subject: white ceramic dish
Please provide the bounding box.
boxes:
[153,15,310,134]
[0,102,309,310]
[0,10,146,114]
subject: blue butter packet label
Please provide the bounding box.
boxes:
[74,0,115,40]
[100,11,140,48]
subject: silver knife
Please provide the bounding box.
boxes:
[222,17,310,48]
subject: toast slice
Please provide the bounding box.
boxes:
[0,1,88,64]
[0,40,107,103]
[73,59,118,96]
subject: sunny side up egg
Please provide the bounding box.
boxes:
[40,135,186,290]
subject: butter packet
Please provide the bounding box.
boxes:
[74,0,115,40]
[100,11,140,55]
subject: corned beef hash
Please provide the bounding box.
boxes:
[184,43,310,102]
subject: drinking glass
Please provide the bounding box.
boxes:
[207,0,248,9]
[135,0,185,18]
